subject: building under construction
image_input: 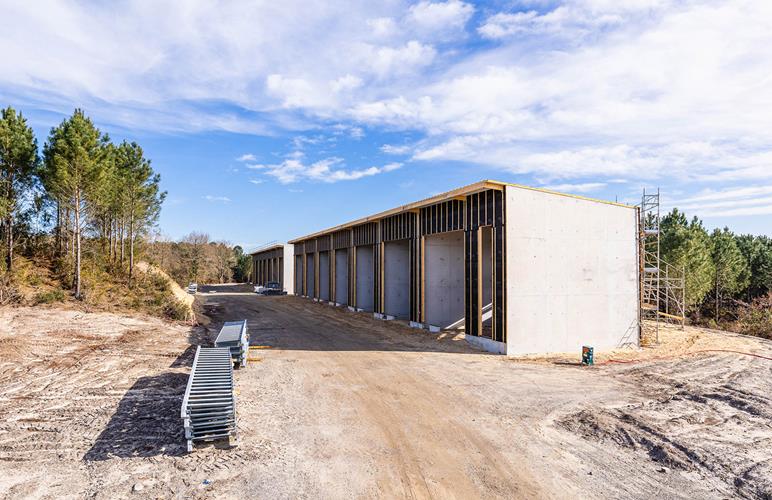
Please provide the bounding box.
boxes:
[284,180,641,356]
[250,244,295,295]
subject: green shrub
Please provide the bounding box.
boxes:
[736,294,772,340]
[163,297,192,322]
[35,289,66,304]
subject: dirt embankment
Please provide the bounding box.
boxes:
[135,261,193,308]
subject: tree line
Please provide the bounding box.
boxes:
[1,105,251,305]
[145,232,252,287]
[0,106,164,298]
[1,105,768,334]
[660,209,772,335]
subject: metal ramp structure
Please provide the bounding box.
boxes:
[639,188,686,345]
[181,346,237,452]
[215,320,249,368]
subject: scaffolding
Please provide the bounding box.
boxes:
[639,188,686,345]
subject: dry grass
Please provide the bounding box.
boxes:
[509,320,772,366]
[3,255,193,323]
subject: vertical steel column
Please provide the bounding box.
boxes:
[464,228,480,337]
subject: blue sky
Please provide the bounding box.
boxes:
[3,0,771,249]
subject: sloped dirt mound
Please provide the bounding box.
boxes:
[559,355,772,499]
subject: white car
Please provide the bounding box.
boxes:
[187,283,198,294]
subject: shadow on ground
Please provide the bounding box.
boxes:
[194,284,495,356]
[82,372,189,461]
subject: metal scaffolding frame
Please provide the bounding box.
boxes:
[639,188,686,345]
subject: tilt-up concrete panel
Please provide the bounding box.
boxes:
[384,240,410,319]
[335,248,349,305]
[355,246,374,311]
[319,251,330,302]
[504,185,639,356]
[305,253,315,298]
[294,255,303,295]
[424,231,465,329]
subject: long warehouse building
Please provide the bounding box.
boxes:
[251,244,295,295]
[275,180,639,356]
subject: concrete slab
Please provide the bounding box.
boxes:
[465,335,506,354]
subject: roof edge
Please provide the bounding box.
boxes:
[288,179,634,243]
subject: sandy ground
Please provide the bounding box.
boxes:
[0,284,771,499]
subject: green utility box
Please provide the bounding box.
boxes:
[581,346,594,366]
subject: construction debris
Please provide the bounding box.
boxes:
[180,346,237,452]
[215,320,249,368]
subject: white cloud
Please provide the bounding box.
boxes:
[249,179,264,185]
[664,185,772,218]
[541,182,607,193]
[368,41,437,77]
[203,195,231,203]
[331,74,363,93]
[477,5,629,40]
[4,0,772,191]
[237,153,256,162]
[381,144,413,155]
[330,124,365,139]
[249,158,403,184]
[677,186,772,204]
[478,11,542,39]
[266,74,331,109]
[367,17,398,38]
[407,1,475,38]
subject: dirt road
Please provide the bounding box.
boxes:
[1,284,771,499]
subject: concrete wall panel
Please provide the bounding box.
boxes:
[384,240,410,319]
[294,255,302,295]
[505,186,639,356]
[305,253,315,298]
[319,251,330,301]
[425,231,464,328]
[356,245,374,311]
[283,245,295,295]
[335,248,349,305]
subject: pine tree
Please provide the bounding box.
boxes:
[735,234,772,299]
[114,141,165,284]
[710,227,750,322]
[660,209,715,310]
[0,107,39,273]
[41,110,108,298]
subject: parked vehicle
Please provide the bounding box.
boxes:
[259,281,286,295]
[187,283,198,294]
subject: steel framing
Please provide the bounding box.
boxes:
[290,181,507,343]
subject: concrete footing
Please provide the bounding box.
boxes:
[465,334,506,354]
[409,321,424,329]
[328,301,335,306]
[347,306,356,312]
[428,324,441,333]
